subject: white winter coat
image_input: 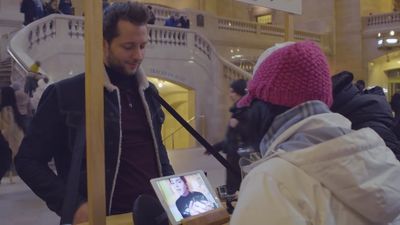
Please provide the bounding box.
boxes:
[230,111,400,225]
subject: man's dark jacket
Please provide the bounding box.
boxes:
[331,71,400,159]
[15,71,174,218]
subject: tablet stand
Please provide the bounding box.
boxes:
[181,208,230,225]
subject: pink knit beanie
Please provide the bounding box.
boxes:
[237,41,332,108]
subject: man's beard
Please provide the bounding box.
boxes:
[106,55,137,76]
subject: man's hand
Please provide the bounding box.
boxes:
[73,202,88,225]
[188,200,214,216]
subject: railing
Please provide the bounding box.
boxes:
[365,12,400,27]
[149,5,325,44]
[152,6,181,24]
[193,30,251,80]
[217,16,323,42]
[218,18,258,34]
[232,59,255,74]
[259,24,285,37]
[163,115,206,150]
[149,26,188,46]
[8,14,84,76]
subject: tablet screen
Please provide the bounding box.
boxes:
[150,170,222,225]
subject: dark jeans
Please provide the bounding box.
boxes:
[0,133,12,181]
[21,115,33,131]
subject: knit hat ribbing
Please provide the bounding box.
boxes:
[237,41,332,108]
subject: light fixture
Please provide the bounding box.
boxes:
[157,79,165,88]
[230,49,234,53]
[377,30,400,49]
[231,54,243,59]
[386,38,398,44]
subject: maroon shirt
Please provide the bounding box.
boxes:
[107,67,159,214]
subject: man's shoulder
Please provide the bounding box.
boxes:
[49,73,85,111]
[54,73,85,89]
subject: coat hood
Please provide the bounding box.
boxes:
[268,113,400,224]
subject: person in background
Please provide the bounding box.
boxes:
[11,83,33,130]
[15,2,174,225]
[391,92,400,140]
[32,0,45,19]
[169,176,214,218]
[206,79,247,198]
[0,132,12,184]
[20,0,36,25]
[355,79,385,96]
[29,60,40,74]
[331,71,400,160]
[0,87,25,183]
[25,61,49,97]
[178,15,190,29]
[147,5,156,25]
[164,14,178,27]
[0,87,25,158]
[44,0,60,15]
[58,0,73,15]
[227,41,400,225]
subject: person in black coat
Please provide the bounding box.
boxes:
[20,0,36,25]
[178,16,190,29]
[331,71,400,160]
[147,5,156,25]
[206,79,248,197]
[0,132,12,183]
[391,92,400,140]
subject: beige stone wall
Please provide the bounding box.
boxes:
[272,0,335,33]
[334,0,363,80]
[368,58,390,89]
[108,0,252,20]
[204,0,217,15]
[360,0,392,17]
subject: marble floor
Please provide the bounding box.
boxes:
[0,176,59,225]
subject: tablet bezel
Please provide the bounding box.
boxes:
[150,170,222,225]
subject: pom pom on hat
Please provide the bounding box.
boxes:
[237,41,332,108]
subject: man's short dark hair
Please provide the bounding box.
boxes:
[103,2,149,43]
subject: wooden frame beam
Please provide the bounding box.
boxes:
[284,13,294,41]
[84,1,106,225]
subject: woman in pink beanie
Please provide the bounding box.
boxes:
[229,41,400,225]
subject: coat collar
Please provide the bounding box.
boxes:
[103,66,149,92]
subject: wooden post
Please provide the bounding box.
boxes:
[284,13,294,41]
[84,1,106,225]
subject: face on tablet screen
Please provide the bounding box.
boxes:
[151,171,221,224]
